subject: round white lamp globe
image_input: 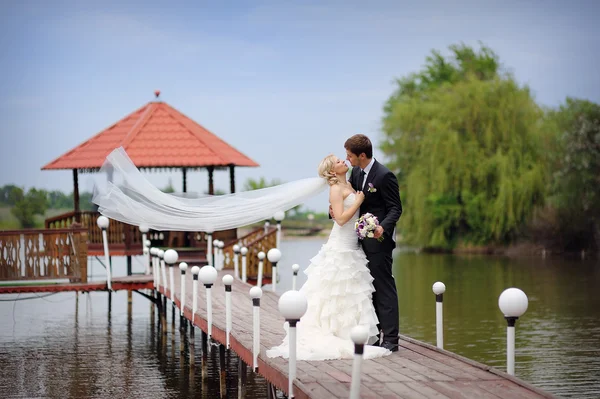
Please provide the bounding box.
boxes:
[222,274,234,286]
[139,224,149,233]
[198,265,218,285]
[273,211,285,222]
[97,216,109,229]
[240,247,248,255]
[191,266,200,276]
[249,286,263,299]
[291,264,300,273]
[163,249,178,265]
[158,249,165,258]
[278,290,308,320]
[267,248,282,263]
[233,244,240,253]
[179,262,188,272]
[257,251,265,260]
[498,288,529,318]
[350,325,369,345]
[432,282,446,295]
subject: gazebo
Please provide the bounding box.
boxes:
[42,90,258,218]
[42,91,260,262]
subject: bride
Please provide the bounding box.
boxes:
[266,154,391,361]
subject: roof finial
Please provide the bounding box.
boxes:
[154,90,161,100]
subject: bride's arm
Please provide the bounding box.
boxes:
[329,185,363,226]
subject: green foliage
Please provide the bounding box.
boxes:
[382,43,546,248]
[243,177,283,191]
[0,184,96,228]
[9,187,48,228]
[546,98,600,250]
[162,178,176,193]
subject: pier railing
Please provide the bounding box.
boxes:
[0,227,88,282]
[222,227,277,281]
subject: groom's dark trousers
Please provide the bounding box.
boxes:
[351,160,402,344]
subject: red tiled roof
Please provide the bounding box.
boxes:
[42,100,259,170]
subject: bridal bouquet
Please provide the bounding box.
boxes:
[355,213,384,242]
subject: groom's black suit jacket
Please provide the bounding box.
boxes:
[350,159,402,253]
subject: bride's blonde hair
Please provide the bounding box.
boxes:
[318,154,339,186]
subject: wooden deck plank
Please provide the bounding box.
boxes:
[158,270,556,399]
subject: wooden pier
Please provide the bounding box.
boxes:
[0,275,153,294]
[159,269,556,399]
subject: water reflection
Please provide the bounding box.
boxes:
[0,290,278,398]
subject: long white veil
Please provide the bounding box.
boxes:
[92,147,328,231]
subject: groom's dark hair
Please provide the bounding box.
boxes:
[344,134,373,158]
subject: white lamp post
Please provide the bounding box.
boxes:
[249,286,262,371]
[150,247,159,288]
[139,224,150,274]
[232,244,241,279]
[191,266,200,326]
[432,281,446,349]
[179,262,188,317]
[267,248,282,292]
[349,325,369,399]
[291,264,300,290]
[97,216,112,291]
[278,290,308,398]
[205,228,214,266]
[498,288,529,376]
[257,251,265,287]
[273,210,285,248]
[158,249,167,293]
[199,265,218,339]
[164,249,179,303]
[264,221,270,234]
[222,274,234,349]
[212,239,220,268]
[240,247,248,283]
[144,239,152,275]
[217,240,225,270]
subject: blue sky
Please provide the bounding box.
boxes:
[1,0,598,212]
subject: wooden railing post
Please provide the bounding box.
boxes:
[77,229,89,283]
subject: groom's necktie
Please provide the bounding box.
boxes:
[358,170,366,191]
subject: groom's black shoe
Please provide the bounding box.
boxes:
[368,332,382,347]
[381,341,399,352]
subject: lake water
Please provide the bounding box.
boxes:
[1,236,599,398]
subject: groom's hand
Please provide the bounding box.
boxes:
[373,225,384,239]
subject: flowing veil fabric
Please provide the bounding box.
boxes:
[92,147,328,231]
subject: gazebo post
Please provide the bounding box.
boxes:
[229,165,235,194]
[72,169,81,223]
[182,167,187,193]
[208,166,214,195]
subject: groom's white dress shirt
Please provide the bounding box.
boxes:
[360,158,375,190]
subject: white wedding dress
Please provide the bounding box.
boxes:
[266,193,391,361]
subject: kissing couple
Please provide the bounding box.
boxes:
[267,134,403,361]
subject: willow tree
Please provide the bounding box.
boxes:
[382,44,546,248]
[548,98,600,251]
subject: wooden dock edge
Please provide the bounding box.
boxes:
[397,334,558,399]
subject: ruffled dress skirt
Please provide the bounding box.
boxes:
[266,220,391,361]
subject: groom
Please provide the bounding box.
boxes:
[344,134,402,351]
